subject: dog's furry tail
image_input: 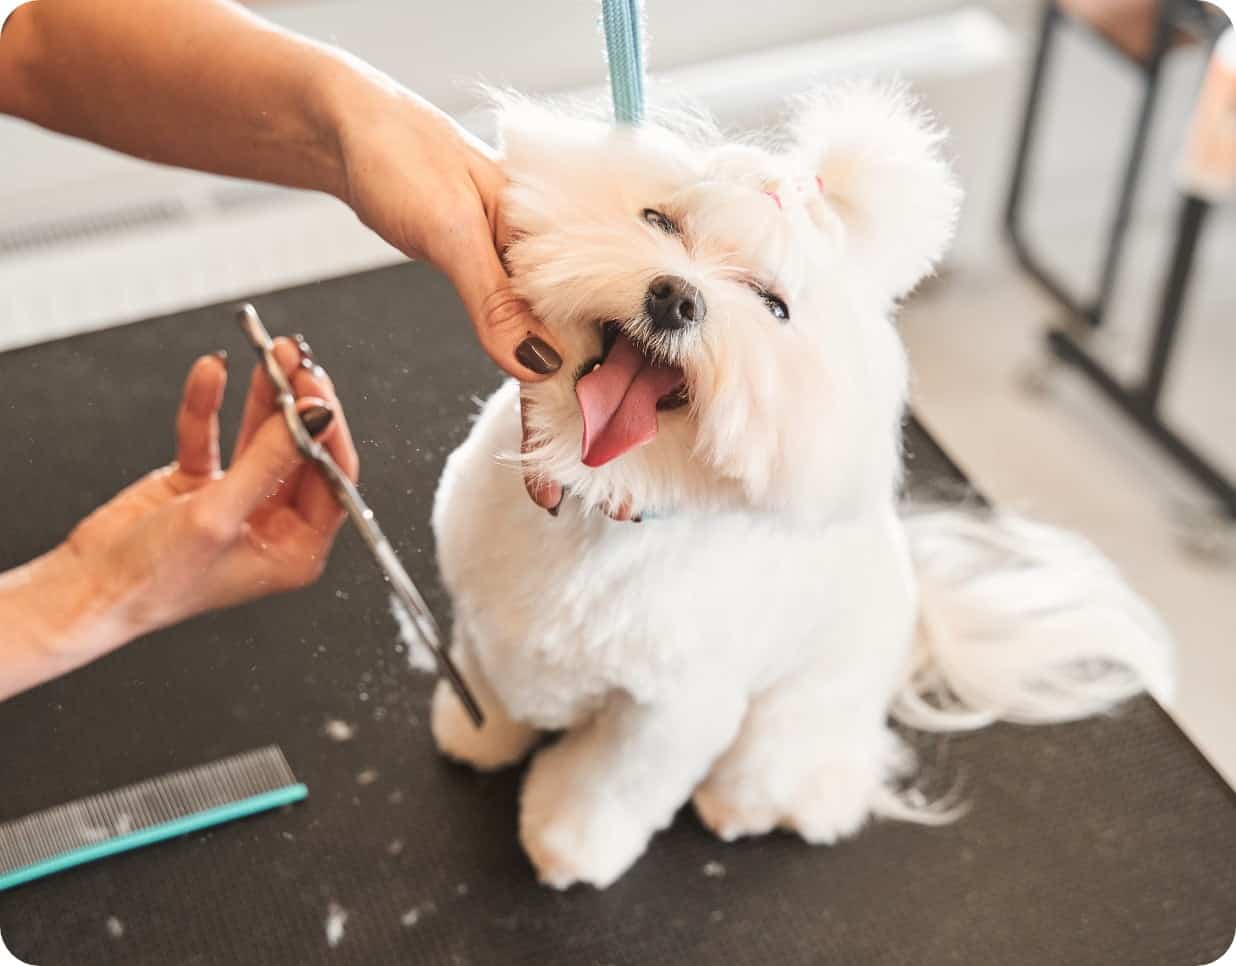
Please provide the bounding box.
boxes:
[893,508,1174,733]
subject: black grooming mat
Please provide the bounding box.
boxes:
[0,263,1232,966]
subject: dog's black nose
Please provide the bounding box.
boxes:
[645,275,706,332]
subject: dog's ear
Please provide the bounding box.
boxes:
[791,81,961,301]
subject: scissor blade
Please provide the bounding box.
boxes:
[233,303,486,728]
[389,590,485,727]
[369,517,486,728]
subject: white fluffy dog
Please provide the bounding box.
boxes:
[416,83,1173,890]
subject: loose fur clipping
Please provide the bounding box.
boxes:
[403,81,1174,889]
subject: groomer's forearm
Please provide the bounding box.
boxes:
[0,0,377,199]
[0,546,133,702]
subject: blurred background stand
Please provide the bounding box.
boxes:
[1005,0,1235,519]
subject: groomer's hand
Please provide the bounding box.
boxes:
[0,340,358,701]
[0,0,562,383]
[333,83,562,383]
[0,0,565,513]
[334,87,580,514]
[65,338,359,639]
[325,70,582,517]
[0,339,359,701]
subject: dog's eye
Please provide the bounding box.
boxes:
[757,289,790,322]
[641,208,679,235]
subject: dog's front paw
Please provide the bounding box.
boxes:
[777,762,875,844]
[520,799,650,890]
[431,680,538,771]
[692,783,779,842]
[694,759,876,845]
[519,748,653,889]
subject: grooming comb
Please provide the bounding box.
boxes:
[0,746,306,892]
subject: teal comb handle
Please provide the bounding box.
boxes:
[0,784,307,892]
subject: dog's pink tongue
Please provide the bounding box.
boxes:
[576,333,684,468]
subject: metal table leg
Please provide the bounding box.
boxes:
[1004,0,1235,519]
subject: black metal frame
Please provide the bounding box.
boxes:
[1004,0,1235,518]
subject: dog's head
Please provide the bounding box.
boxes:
[501,82,960,521]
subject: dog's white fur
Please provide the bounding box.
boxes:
[416,83,1174,890]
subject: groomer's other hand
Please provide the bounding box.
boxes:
[332,82,562,383]
[0,339,360,701]
[63,339,359,640]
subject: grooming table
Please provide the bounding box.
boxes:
[1,264,1232,965]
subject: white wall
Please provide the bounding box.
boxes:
[0,1,1022,346]
[1,0,1011,201]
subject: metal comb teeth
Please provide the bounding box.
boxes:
[0,747,304,890]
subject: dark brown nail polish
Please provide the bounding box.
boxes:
[212,349,229,370]
[299,405,334,437]
[514,337,562,376]
[293,333,315,362]
[632,515,642,524]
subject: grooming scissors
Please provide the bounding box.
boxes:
[236,303,484,727]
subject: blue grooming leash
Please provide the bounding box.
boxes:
[601,0,646,124]
[598,1,661,521]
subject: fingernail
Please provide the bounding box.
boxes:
[632,515,642,524]
[515,337,562,376]
[293,333,315,362]
[300,405,334,437]
[212,349,229,370]
[547,491,564,517]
